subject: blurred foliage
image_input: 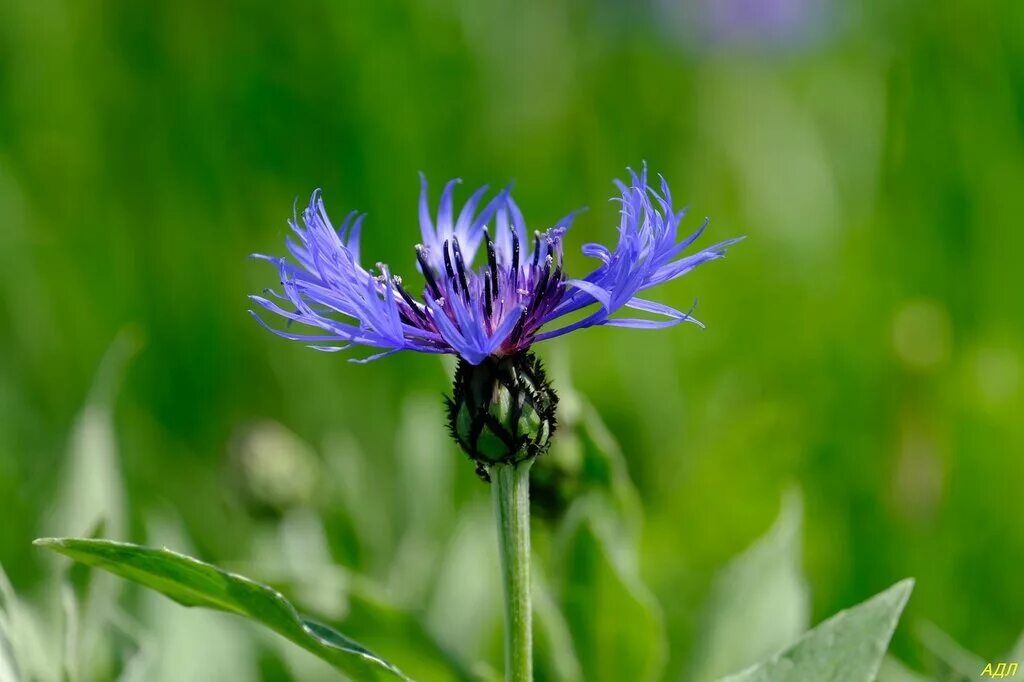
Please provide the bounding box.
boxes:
[1,0,1023,679]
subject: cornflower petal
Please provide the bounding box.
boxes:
[252,167,739,363]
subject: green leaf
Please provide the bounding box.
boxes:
[916,621,985,682]
[557,505,667,682]
[875,656,929,682]
[1009,631,1024,662]
[533,566,582,682]
[62,518,124,682]
[0,564,21,682]
[47,333,141,682]
[35,538,409,681]
[690,490,809,681]
[720,579,914,682]
[0,562,52,681]
[131,517,259,682]
[49,329,141,541]
[0,609,20,682]
[331,583,482,682]
[246,508,477,682]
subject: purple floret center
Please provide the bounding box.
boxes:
[391,228,567,357]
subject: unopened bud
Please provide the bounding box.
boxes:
[445,351,558,480]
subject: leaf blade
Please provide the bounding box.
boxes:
[557,507,667,682]
[35,538,408,681]
[916,621,986,682]
[720,579,914,682]
[690,490,809,681]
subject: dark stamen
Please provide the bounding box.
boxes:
[484,274,493,318]
[484,228,499,294]
[451,238,471,300]
[537,265,563,315]
[416,246,443,299]
[532,232,541,267]
[549,265,563,294]
[395,278,429,322]
[529,257,552,315]
[509,307,528,343]
[442,240,458,293]
[510,225,520,288]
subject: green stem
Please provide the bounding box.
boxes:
[491,460,533,682]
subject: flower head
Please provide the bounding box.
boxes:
[250,165,741,365]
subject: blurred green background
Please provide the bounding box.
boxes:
[1,0,1022,680]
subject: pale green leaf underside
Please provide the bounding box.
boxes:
[35,538,408,681]
[720,579,914,682]
[690,490,809,681]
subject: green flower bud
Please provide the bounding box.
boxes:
[446,351,558,480]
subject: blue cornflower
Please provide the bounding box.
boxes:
[251,165,741,366]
